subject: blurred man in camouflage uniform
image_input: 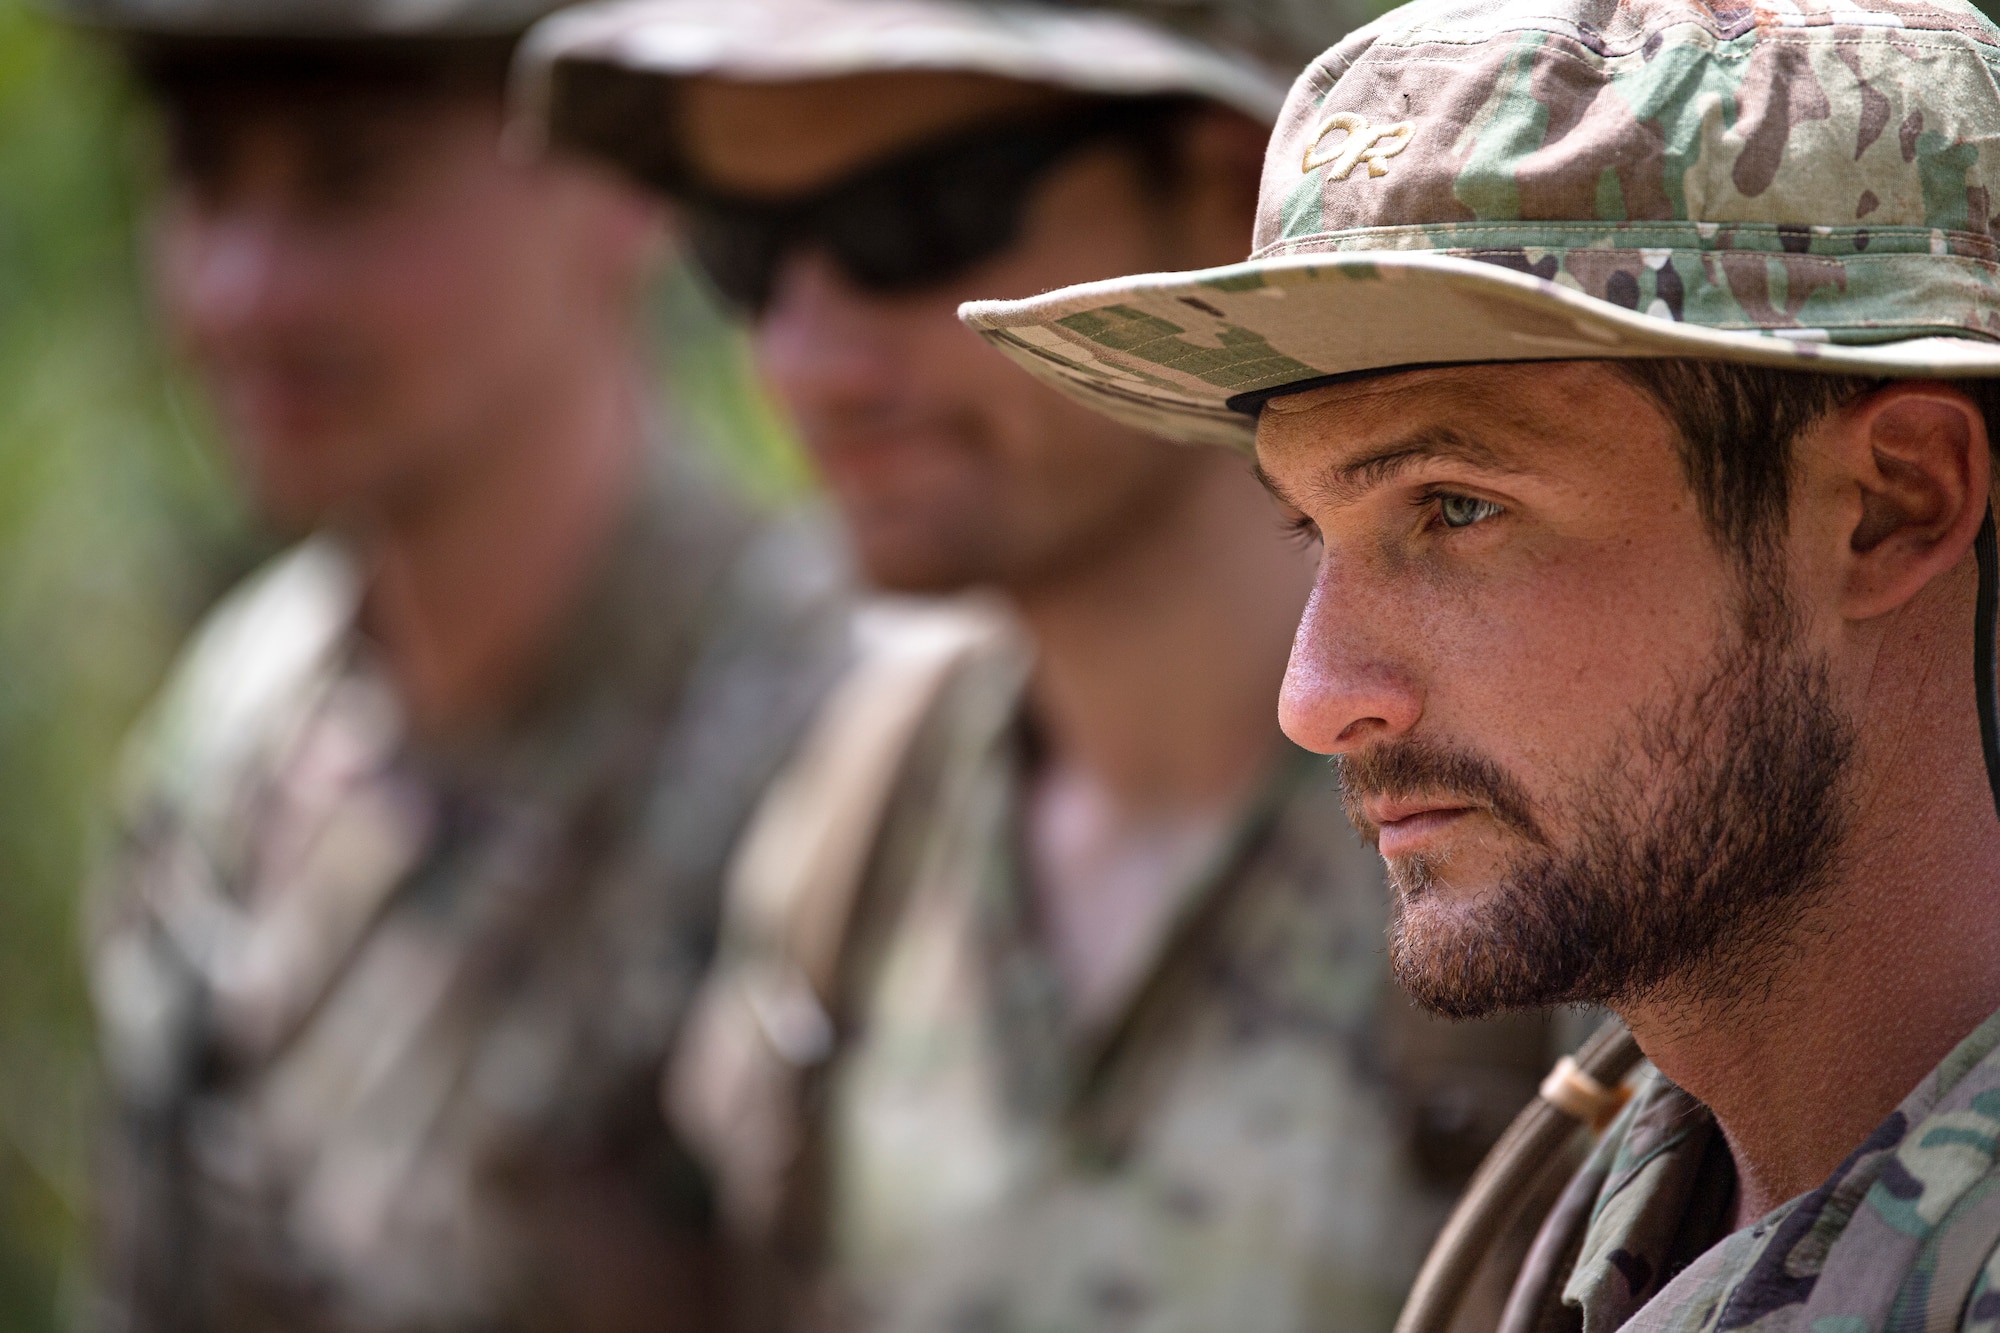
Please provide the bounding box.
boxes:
[74,2,851,1330]
[958,0,2000,1328]
[524,4,1568,1330]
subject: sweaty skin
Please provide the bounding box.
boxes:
[1260,361,2000,1227]
[156,95,662,729]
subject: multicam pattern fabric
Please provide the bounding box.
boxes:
[88,450,850,1333]
[760,642,1562,1333]
[959,0,2000,448]
[1523,1006,2000,1333]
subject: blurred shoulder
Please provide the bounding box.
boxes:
[1212,748,1562,1177]
[116,537,359,826]
[715,502,859,653]
[1216,746,1388,985]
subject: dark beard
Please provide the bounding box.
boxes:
[1343,584,1855,1021]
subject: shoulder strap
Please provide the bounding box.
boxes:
[1397,1018,1644,1333]
[90,541,366,1095]
[116,538,360,827]
[665,597,1015,1238]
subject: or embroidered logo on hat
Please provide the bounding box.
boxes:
[1301,111,1414,180]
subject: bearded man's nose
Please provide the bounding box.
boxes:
[1278,578,1424,754]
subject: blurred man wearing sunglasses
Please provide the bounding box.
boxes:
[71,2,851,1330]
[527,3,1570,1330]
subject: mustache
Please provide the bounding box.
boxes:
[1337,740,1548,847]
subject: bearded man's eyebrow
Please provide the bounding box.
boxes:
[1313,430,1523,505]
[1252,461,1301,509]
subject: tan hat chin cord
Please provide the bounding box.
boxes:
[1976,506,2000,822]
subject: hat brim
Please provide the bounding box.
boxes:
[63,0,553,39]
[959,251,2000,452]
[518,0,1288,132]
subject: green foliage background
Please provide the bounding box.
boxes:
[0,5,802,1327]
[0,10,235,1325]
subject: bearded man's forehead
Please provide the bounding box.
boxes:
[1254,361,1669,496]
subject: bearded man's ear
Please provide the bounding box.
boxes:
[1830,382,1991,624]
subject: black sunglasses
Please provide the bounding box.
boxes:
[667,96,1196,316]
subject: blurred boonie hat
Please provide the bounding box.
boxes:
[959,0,2000,450]
[58,0,565,39]
[517,0,1341,159]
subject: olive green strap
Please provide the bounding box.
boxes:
[1394,1018,1644,1333]
[666,601,1011,1238]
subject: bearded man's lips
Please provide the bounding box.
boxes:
[1360,796,1478,858]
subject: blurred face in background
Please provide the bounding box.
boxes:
[674,72,1263,594]
[151,67,661,529]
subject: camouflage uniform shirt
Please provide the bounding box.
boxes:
[1520,1005,2000,1333]
[775,635,1559,1333]
[89,448,850,1333]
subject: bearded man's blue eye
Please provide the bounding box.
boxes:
[1439,494,1503,529]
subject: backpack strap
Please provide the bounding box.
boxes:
[1395,1018,1644,1333]
[664,598,1014,1239]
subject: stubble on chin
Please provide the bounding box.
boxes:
[1350,592,1854,1023]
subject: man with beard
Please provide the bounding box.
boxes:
[959,0,2000,1326]
[521,2,1565,1330]
[72,2,850,1330]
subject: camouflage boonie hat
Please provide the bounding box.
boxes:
[960,0,2000,449]
[516,0,1304,157]
[60,0,564,39]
